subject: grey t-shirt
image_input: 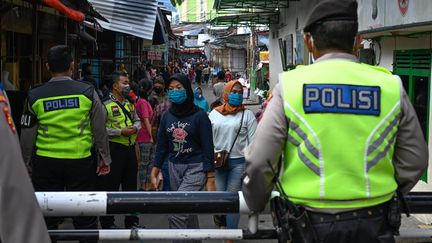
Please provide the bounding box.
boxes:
[209,109,257,158]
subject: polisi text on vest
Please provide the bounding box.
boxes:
[303,84,380,116]
[43,97,80,112]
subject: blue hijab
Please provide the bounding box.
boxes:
[193,86,210,112]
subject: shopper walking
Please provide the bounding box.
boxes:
[151,74,214,243]
[209,80,257,235]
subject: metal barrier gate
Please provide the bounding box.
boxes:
[36,191,432,241]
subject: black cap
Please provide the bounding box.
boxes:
[304,0,358,32]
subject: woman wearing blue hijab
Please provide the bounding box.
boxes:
[193,86,210,112]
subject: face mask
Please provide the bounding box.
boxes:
[228,93,243,107]
[154,87,164,94]
[168,89,187,104]
[194,93,203,100]
[121,84,131,97]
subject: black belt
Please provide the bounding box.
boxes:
[307,203,388,224]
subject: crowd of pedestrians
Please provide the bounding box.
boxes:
[18,45,255,243]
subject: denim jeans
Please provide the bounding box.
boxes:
[215,157,245,229]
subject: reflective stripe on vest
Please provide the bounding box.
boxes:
[31,94,93,159]
[280,60,401,209]
[104,99,137,146]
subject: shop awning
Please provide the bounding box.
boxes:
[214,0,295,11]
[212,12,279,27]
[88,0,158,40]
[209,34,249,49]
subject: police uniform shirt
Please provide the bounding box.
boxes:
[20,76,112,165]
[104,93,141,138]
[0,86,51,243]
[242,53,428,213]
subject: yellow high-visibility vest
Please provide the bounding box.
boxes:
[280,59,401,209]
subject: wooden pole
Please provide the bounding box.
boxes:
[31,1,39,86]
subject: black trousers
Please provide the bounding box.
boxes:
[311,213,395,243]
[98,142,139,228]
[204,74,210,83]
[32,155,98,243]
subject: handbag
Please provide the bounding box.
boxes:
[214,110,245,170]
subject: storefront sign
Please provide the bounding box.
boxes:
[148,51,162,60]
[142,44,167,52]
[260,51,269,62]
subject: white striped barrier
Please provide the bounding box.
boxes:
[36,191,251,216]
[36,191,432,241]
[49,229,277,241]
[35,191,432,216]
[47,228,432,241]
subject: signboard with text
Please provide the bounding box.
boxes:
[147,51,162,61]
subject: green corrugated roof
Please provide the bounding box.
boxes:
[214,0,298,11]
[211,12,279,27]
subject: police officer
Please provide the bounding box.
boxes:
[99,71,141,229]
[0,85,51,242]
[242,1,428,242]
[20,45,111,242]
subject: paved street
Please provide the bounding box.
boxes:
[59,207,430,243]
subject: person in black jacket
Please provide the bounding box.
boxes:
[151,74,215,243]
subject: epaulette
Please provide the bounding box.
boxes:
[29,82,48,91]
[102,96,112,104]
[361,63,392,75]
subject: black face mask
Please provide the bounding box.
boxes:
[121,85,131,98]
[154,87,164,94]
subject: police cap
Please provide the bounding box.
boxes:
[303,0,358,32]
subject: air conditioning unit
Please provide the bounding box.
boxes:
[359,49,376,65]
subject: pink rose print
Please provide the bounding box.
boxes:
[173,128,188,141]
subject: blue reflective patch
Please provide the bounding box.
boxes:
[43,97,80,112]
[303,84,380,116]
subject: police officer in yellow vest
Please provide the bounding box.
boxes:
[99,71,142,229]
[242,1,428,242]
[20,45,111,243]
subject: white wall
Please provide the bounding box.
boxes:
[268,0,319,88]
[378,34,432,70]
[230,49,246,73]
[358,0,432,32]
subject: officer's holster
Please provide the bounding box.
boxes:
[270,196,318,243]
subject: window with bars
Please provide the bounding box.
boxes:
[393,49,431,182]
